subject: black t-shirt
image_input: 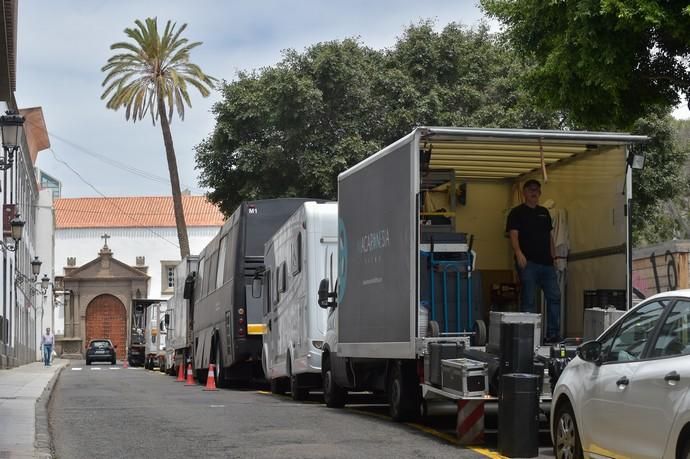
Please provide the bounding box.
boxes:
[506,204,553,266]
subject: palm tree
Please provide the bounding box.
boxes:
[101,17,215,258]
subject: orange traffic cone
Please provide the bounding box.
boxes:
[175,362,185,382]
[203,363,218,391]
[184,363,195,386]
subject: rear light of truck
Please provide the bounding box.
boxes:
[237,308,246,336]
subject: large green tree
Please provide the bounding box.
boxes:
[481,1,690,244]
[481,0,690,129]
[196,22,558,214]
[102,18,215,258]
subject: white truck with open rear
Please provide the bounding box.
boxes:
[317,127,647,422]
[261,202,337,400]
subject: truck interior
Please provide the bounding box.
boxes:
[417,127,646,338]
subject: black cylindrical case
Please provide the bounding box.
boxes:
[500,322,534,374]
[498,373,540,458]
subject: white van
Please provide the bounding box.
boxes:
[262,201,337,400]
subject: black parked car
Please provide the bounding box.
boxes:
[85,339,117,365]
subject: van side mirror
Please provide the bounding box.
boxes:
[252,267,265,298]
[318,278,337,309]
[577,340,603,364]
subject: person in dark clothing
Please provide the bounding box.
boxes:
[506,179,561,343]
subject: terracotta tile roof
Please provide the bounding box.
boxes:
[55,196,225,229]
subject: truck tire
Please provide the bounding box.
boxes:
[388,360,419,422]
[322,354,346,408]
[288,357,308,401]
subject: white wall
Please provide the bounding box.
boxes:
[35,189,54,358]
[54,226,220,299]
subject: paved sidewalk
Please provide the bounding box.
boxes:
[0,359,69,458]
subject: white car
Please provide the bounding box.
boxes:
[551,290,690,459]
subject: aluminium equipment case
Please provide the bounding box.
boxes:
[583,307,626,341]
[441,358,489,397]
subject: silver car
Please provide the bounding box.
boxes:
[551,290,690,459]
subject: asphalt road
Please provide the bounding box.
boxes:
[49,362,554,459]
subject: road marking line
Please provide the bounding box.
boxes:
[109,367,120,370]
[209,405,225,408]
[256,390,505,458]
[349,407,505,458]
[91,367,102,370]
[71,368,82,371]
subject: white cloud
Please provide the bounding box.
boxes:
[17,0,486,197]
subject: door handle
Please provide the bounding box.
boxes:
[665,371,680,382]
[616,376,629,387]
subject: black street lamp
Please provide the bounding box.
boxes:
[0,110,25,171]
[0,214,25,252]
[40,274,50,295]
[31,256,42,279]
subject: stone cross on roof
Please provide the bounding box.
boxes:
[101,233,110,248]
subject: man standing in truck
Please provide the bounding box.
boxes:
[506,179,561,343]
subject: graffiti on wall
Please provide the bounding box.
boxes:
[633,250,679,299]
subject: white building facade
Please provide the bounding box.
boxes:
[53,196,224,337]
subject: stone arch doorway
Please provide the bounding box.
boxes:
[85,294,126,358]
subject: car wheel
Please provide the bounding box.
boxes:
[111,359,116,365]
[680,436,690,459]
[86,359,91,365]
[553,402,583,459]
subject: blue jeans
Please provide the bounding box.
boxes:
[43,344,53,366]
[518,261,561,339]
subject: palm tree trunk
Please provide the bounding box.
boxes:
[158,96,191,259]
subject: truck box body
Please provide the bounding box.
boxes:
[334,127,647,362]
[262,202,337,388]
[337,134,417,358]
[165,256,199,371]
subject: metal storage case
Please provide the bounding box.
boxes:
[583,307,626,341]
[440,358,488,397]
[487,312,542,353]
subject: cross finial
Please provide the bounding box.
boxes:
[101,233,110,248]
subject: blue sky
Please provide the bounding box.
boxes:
[16,1,690,199]
[16,1,487,198]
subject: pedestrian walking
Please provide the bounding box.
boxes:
[41,327,54,366]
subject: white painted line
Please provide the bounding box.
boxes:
[71,367,83,371]
[91,367,102,371]
[209,405,225,408]
[109,367,121,370]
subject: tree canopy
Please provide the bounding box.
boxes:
[195,22,558,214]
[481,0,690,129]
